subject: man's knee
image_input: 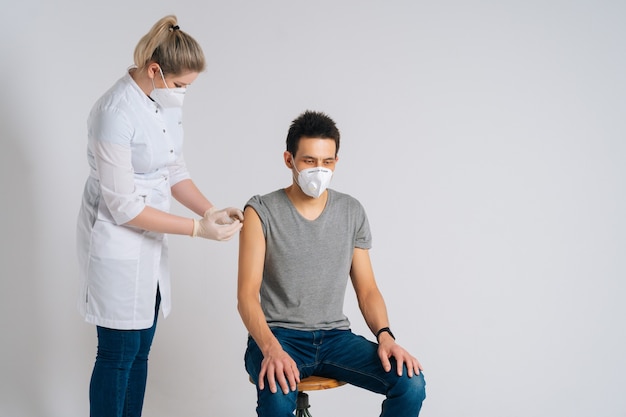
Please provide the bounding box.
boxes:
[256,389,298,417]
[391,372,427,407]
[408,372,426,403]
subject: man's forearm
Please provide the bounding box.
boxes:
[237,299,280,355]
[358,290,391,337]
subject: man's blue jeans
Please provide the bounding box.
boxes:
[89,292,160,417]
[245,327,426,417]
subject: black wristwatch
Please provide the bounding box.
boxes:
[375,327,395,342]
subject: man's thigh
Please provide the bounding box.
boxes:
[316,329,404,394]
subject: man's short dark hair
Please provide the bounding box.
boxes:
[286,110,341,156]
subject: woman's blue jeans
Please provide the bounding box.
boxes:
[245,327,426,417]
[89,292,160,417]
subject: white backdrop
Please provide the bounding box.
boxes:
[1,1,625,416]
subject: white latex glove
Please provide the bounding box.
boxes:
[215,206,244,225]
[192,207,243,241]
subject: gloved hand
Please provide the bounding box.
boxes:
[192,207,243,241]
[214,206,244,225]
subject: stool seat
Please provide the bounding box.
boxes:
[248,375,346,391]
[297,375,346,391]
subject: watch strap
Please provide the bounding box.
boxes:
[375,327,395,341]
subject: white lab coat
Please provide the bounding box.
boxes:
[77,71,191,330]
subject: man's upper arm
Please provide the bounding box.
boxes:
[238,206,266,298]
[350,247,378,297]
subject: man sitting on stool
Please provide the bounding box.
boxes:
[237,110,426,417]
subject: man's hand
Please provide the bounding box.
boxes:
[377,334,423,377]
[258,345,301,394]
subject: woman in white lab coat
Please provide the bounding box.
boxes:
[76,15,242,417]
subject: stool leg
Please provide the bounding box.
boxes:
[295,391,313,417]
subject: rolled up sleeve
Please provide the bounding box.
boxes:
[168,151,191,187]
[89,108,145,225]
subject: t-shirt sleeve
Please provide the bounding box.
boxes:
[245,194,268,236]
[354,200,372,250]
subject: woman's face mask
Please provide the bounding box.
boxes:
[150,66,186,108]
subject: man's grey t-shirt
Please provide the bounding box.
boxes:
[246,188,372,331]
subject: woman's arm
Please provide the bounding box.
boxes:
[171,178,213,216]
[125,205,195,236]
[123,179,210,236]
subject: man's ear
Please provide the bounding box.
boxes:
[283,151,294,169]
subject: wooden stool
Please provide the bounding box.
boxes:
[296,376,346,417]
[249,375,346,416]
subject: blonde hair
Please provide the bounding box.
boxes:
[133,15,205,75]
